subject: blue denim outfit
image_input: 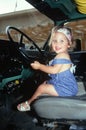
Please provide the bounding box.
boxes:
[47,58,78,96]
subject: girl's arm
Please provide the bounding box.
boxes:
[30,61,63,74]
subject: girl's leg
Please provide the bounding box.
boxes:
[17,83,58,111]
[28,83,59,105]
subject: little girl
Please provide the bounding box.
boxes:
[17,26,78,111]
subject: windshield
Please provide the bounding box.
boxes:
[0,12,86,52]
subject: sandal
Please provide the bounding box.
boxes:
[17,101,30,111]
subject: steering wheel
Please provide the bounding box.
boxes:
[6,26,43,62]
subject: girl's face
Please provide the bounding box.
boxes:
[51,32,70,54]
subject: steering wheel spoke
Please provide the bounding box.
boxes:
[6,26,43,63]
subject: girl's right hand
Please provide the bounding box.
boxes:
[30,61,41,70]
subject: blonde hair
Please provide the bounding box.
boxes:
[49,26,73,47]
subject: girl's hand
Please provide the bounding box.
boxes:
[30,61,41,70]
